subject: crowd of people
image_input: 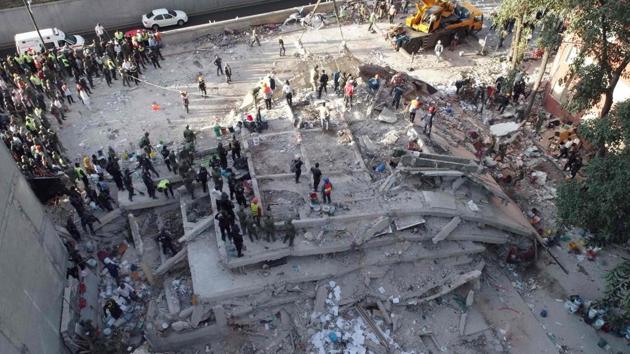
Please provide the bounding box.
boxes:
[0,25,165,180]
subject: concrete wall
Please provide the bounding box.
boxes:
[163,1,334,44]
[0,144,68,354]
[0,0,285,48]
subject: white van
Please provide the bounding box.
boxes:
[14,28,85,55]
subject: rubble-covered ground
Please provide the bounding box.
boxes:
[51,7,629,354]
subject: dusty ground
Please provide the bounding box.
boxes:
[52,7,629,354]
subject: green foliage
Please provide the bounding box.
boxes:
[566,61,609,114]
[579,100,630,153]
[556,154,630,244]
[565,0,630,117]
[556,100,630,244]
[603,261,630,322]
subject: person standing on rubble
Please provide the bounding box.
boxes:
[116,280,140,302]
[250,28,261,47]
[311,65,320,93]
[213,55,223,76]
[262,211,276,242]
[197,74,207,98]
[230,136,241,162]
[123,168,135,201]
[311,162,322,192]
[80,210,101,235]
[408,97,421,123]
[321,177,333,204]
[368,11,377,32]
[66,216,82,241]
[197,165,209,193]
[183,168,196,199]
[217,142,228,169]
[434,40,444,62]
[279,38,286,56]
[157,228,178,256]
[318,70,329,99]
[319,103,331,130]
[344,79,355,108]
[262,83,273,110]
[250,197,262,226]
[424,105,437,138]
[215,211,232,241]
[230,224,244,257]
[291,155,304,183]
[392,85,404,109]
[180,91,189,114]
[225,64,232,83]
[237,207,253,242]
[142,170,157,199]
[332,70,341,94]
[388,3,397,24]
[283,80,294,107]
[283,220,297,247]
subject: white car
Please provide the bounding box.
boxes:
[142,8,188,30]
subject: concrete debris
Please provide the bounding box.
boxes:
[380,130,400,145]
[376,107,399,124]
[432,217,462,244]
[490,122,521,137]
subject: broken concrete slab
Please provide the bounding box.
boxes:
[122,197,180,211]
[93,208,122,231]
[154,248,187,277]
[376,107,399,124]
[400,153,480,173]
[394,216,426,231]
[490,121,521,137]
[164,277,181,316]
[353,216,391,246]
[190,304,213,328]
[128,214,143,256]
[177,217,214,243]
[432,216,462,244]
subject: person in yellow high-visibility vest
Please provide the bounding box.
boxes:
[250,197,261,226]
[156,179,174,199]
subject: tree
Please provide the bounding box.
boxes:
[556,100,630,244]
[565,0,630,118]
[524,13,565,120]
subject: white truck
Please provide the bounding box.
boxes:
[14,27,85,54]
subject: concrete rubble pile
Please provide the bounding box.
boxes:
[123,49,539,352]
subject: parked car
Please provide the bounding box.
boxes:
[15,28,85,55]
[142,8,188,30]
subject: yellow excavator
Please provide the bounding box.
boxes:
[401,0,483,54]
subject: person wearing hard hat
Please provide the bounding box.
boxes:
[434,40,444,62]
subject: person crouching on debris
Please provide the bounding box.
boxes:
[368,74,380,94]
[321,177,333,204]
[157,178,175,199]
[116,280,140,303]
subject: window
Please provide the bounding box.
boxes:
[163,14,173,19]
[154,15,164,21]
[167,9,177,16]
[146,11,154,18]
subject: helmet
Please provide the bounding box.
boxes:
[324,177,329,182]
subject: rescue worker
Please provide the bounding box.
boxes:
[139,132,152,154]
[183,168,196,199]
[123,168,135,201]
[213,55,223,76]
[250,28,261,47]
[225,64,232,83]
[408,97,421,123]
[311,162,322,192]
[250,197,261,226]
[197,165,209,193]
[157,178,175,199]
[198,74,207,97]
[392,85,403,109]
[291,154,303,183]
[142,170,157,199]
[262,212,276,242]
[434,40,444,62]
[229,136,241,161]
[321,177,333,204]
[230,224,244,257]
[283,80,293,107]
[279,38,286,56]
[318,69,329,99]
[212,165,223,191]
[157,228,178,256]
[283,220,296,247]
[66,216,82,241]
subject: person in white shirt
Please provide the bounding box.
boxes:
[115,281,140,302]
[95,23,105,40]
[283,80,293,107]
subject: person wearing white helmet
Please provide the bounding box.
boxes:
[435,40,444,62]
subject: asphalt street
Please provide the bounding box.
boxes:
[1,0,315,55]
